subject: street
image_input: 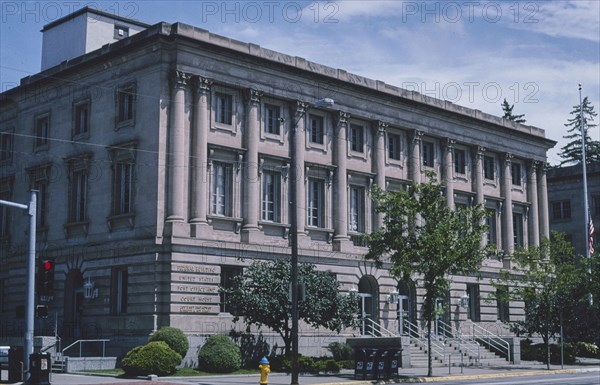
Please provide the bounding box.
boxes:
[422,372,600,385]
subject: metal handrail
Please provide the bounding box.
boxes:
[404,320,446,361]
[62,339,109,358]
[437,320,481,360]
[467,323,511,363]
[363,318,397,337]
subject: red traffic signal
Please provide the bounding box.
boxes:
[43,260,53,271]
[37,258,55,296]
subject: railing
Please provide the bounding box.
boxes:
[467,323,511,363]
[363,318,397,337]
[437,320,481,362]
[405,320,446,362]
[62,339,110,358]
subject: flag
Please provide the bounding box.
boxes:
[590,217,595,255]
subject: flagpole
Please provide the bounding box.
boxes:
[579,84,592,305]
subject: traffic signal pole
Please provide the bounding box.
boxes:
[0,191,36,380]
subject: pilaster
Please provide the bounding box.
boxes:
[374,121,387,230]
[528,161,540,247]
[538,162,550,240]
[444,138,455,210]
[410,130,423,184]
[502,153,514,255]
[333,111,351,249]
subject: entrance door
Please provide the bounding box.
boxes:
[63,269,83,340]
[358,275,379,335]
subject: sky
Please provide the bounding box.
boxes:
[1,0,599,165]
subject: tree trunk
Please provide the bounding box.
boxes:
[427,318,433,377]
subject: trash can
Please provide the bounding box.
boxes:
[376,350,389,379]
[8,346,23,383]
[29,352,51,385]
[353,348,367,379]
[386,348,402,379]
[364,348,378,380]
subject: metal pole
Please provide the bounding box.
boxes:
[560,309,564,369]
[25,191,37,379]
[579,84,593,306]
[290,109,300,385]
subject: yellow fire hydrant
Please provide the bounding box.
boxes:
[258,356,270,384]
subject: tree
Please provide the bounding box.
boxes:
[501,98,526,123]
[364,173,490,376]
[492,232,578,369]
[558,96,600,166]
[220,259,358,356]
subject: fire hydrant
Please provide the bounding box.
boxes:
[258,356,270,384]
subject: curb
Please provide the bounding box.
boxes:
[313,367,600,384]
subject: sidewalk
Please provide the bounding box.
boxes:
[2,360,599,385]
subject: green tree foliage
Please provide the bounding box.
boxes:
[121,341,182,376]
[492,233,579,369]
[197,335,241,373]
[148,326,189,359]
[220,259,358,356]
[501,98,526,123]
[365,173,490,376]
[558,96,600,166]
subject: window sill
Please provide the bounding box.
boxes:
[207,215,243,233]
[306,226,334,243]
[258,221,291,239]
[108,212,135,231]
[115,119,134,131]
[64,220,89,238]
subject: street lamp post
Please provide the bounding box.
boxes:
[457,292,469,373]
[290,98,334,385]
[0,191,37,380]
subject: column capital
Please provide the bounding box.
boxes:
[336,111,350,126]
[294,101,309,118]
[504,152,513,165]
[173,70,191,89]
[194,76,213,94]
[376,121,388,135]
[475,146,486,159]
[528,160,539,176]
[412,130,424,143]
[246,88,263,106]
[444,138,456,151]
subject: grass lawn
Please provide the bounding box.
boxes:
[81,367,260,377]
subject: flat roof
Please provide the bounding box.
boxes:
[41,6,150,32]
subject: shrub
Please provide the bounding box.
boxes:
[268,355,291,373]
[198,335,241,373]
[327,342,354,361]
[148,326,189,359]
[121,341,182,376]
[324,359,341,373]
[575,342,599,358]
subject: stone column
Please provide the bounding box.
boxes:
[444,139,455,210]
[474,146,486,247]
[167,70,189,222]
[410,130,423,184]
[502,153,514,254]
[528,161,540,247]
[242,89,262,240]
[293,101,308,235]
[334,111,350,245]
[474,146,485,206]
[374,121,387,229]
[538,162,550,240]
[190,76,212,224]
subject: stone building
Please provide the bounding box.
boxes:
[547,162,600,255]
[0,8,555,363]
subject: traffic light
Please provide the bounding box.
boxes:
[36,305,48,318]
[37,258,55,296]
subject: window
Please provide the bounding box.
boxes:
[114,25,129,39]
[511,162,522,186]
[466,283,480,322]
[212,163,233,216]
[0,132,13,162]
[422,141,434,167]
[454,148,466,175]
[486,209,497,246]
[220,266,242,313]
[73,101,89,138]
[484,156,495,180]
[593,196,600,217]
[117,85,134,123]
[551,200,571,220]
[261,172,280,222]
[309,114,324,144]
[307,178,324,227]
[35,115,49,148]
[33,180,48,229]
[349,124,364,153]
[513,213,524,247]
[113,161,134,215]
[110,267,128,315]
[388,133,401,160]
[349,186,365,232]
[69,169,87,223]
[264,104,280,135]
[496,286,509,322]
[215,93,233,125]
